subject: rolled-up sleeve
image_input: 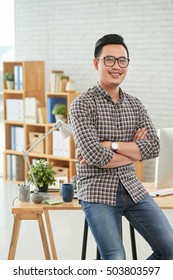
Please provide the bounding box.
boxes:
[135,101,160,160]
[69,96,113,168]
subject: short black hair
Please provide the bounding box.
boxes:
[94,34,129,58]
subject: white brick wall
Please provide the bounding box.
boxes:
[14,0,173,181]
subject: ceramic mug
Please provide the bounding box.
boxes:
[62,183,74,202]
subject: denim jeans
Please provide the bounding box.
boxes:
[81,181,173,260]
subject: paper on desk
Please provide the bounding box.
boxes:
[44,199,63,205]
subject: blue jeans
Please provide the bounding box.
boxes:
[81,181,173,260]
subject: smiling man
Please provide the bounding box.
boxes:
[69,34,173,260]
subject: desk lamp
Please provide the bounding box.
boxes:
[22,120,72,196]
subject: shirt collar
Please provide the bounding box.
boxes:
[96,82,124,103]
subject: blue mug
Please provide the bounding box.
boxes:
[62,183,74,202]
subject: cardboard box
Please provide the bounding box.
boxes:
[53,166,69,177]
[29,132,45,154]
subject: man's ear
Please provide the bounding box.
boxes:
[93,58,99,70]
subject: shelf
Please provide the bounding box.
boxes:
[3,89,24,94]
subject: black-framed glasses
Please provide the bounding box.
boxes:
[97,56,130,68]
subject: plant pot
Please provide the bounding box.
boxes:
[6,81,14,90]
[55,114,65,122]
[38,185,48,192]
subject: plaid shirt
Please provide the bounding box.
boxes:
[69,84,160,206]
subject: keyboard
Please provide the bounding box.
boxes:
[149,187,173,197]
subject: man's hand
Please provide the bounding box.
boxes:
[78,155,88,165]
[133,128,147,142]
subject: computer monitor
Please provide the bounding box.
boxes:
[154,128,173,189]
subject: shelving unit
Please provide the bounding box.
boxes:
[3,61,45,181]
[3,61,79,182]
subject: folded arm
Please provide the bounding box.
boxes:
[79,128,146,168]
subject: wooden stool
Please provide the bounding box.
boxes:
[81,219,137,260]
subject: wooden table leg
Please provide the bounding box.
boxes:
[8,212,51,260]
[37,213,51,260]
[8,215,21,260]
[44,210,58,260]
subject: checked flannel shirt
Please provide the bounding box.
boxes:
[69,84,160,206]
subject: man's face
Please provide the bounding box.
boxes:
[93,44,129,90]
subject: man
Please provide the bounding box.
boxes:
[69,34,173,260]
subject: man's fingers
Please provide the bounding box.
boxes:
[133,128,147,141]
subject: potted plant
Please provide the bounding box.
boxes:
[4,72,15,90]
[52,103,67,122]
[27,159,57,192]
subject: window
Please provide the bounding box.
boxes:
[0,0,14,176]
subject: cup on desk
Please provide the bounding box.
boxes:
[62,183,74,202]
[18,184,30,202]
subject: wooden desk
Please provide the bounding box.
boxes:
[142,182,173,209]
[8,193,81,260]
[8,183,173,260]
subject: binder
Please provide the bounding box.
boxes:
[6,154,12,180]
[14,65,23,90]
[11,126,16,150]
[11,155,24,181]
[15,127,24,151]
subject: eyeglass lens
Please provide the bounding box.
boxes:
[104,56,129,68]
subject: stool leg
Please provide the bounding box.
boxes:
[129,224,137,260]
[81,219,88,260]
[96,247,101,260]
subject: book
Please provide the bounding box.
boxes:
[11,155,24,181]
[30,97,37,123]
[49,71,64,92]
[11,126,16,150]
[6,154,12,180]
[47,97,66,123]
[44,199,63,205]
[24,97,38,123]
[37,107,46,123]
[24,97,30,123]
[15,126,24,151]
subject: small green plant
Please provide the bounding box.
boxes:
[52,104,67,116]
[27,159,56,188]
[4,72,14,81]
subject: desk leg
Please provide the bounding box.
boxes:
[37,213,51,260]
[8,215,21,260]
[44,210,58,260]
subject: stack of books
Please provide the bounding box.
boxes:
[49,70,69,92]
